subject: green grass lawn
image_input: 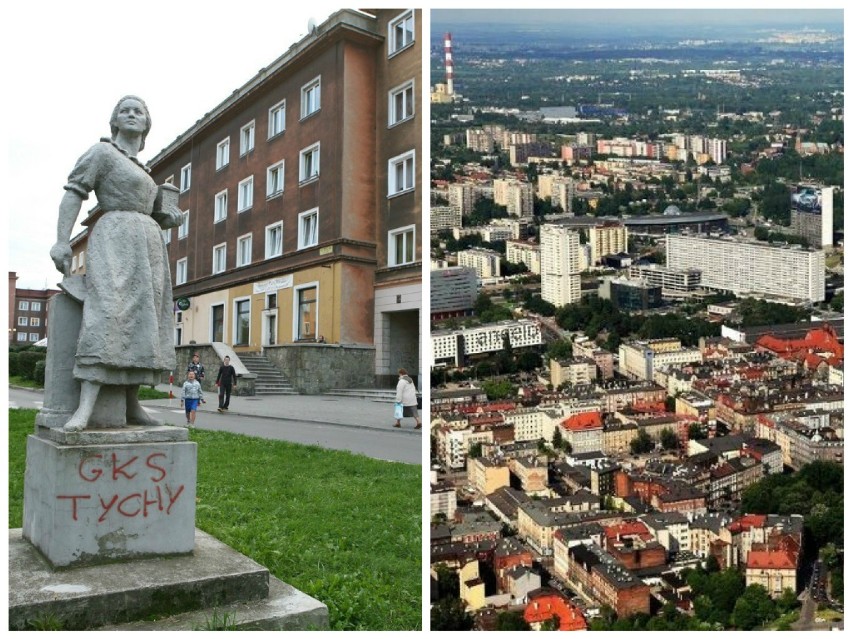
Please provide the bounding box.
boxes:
[8,409,421,631]
[10,379,169,400]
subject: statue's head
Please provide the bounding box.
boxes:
[110,95,152,151]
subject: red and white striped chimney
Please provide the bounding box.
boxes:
[444,32,454,96]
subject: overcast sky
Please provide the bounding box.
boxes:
[3,1,339,290]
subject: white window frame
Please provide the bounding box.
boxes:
[175,258,188,285]
[17,316,27,326]
[240,120,255,155]
[236,233,253,267]
[388,149,416,197]
[212,243,227,275]
[30,317,40,327]
[300,76,321,119]
[178,210,189,239]
[265,221,283,259]
[18,301,28,311]
[29,333,39,342]
[71,255,78,272]
[299,142,320,184]
[268,100,286,138]
[389,224,416,267]
[78,253,84,269]
[180,163,191,192]
[216,137,230,170]
[16,333,27,342]
[237,176,254,212]
[388,10,414,57]
[164,174,174,185]
[389,79,415,127]
[293,281,319,342]
[233,296,252,346]
[210,302,226,343]
[31,301,41,312]
[162,228,171,244]
[214,189,228,223]
[298,208,319,250]
[267,160,285,198]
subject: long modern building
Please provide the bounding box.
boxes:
[666,235,825,303]
[431,266,478,319]
[69,9,422,390]
[541,224,582,307]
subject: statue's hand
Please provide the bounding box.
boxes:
[153,206,185,229]
[50,242,72,277]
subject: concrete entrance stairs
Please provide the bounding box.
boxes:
[239,354,298,395]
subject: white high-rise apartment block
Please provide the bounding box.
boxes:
[506,182,535,217]
[666,235,825,303]
[588,223,628,264]
[541,224,582,307]
[466,128,494,153]
[457,248,502,278]
[430,206,461,235]
[448,182,478,216]
[708,138,727,164]
[506,240,541,274]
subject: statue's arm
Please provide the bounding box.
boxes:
[50,190,84,276]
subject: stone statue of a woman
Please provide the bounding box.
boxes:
[49,96,183,431]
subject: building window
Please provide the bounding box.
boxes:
[265,222,283,259]
[389,225,416,266]
[180,163,192,193]
[388,10,414,56]
[30,317,40,327]
[211,304,224,342]
[72,255,78,272]
[301,76,321,119]
[214,190,228,223]
[78,253,84,269]
[234,298,251,346]
[178,210,189,239]
[18,301,29,311]
[299,143,320,183]
[216,137,230,170]
[162,228,171,244]
[180,163,191,192]
[298,208,319,250]
[176,258,187,285]
[295,284,317,341]
[31,301,41,312]
[268,100,286,138]
[237,233,252,267]
[29,333,39,342]
[212,243,227,275]
[240,120,255,155]
[267,161,284,197]
[389,79,415,126]
[237,176,254,212]
[18,316,27,326]
[16,333,27,342]
[388,150,415,196]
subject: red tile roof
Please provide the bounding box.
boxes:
[524,594,587,631]
[746,549,797,571]
[561,411,603,431]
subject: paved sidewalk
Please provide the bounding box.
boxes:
[146,384,423,436]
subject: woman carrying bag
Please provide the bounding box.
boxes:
[393,368,421,429]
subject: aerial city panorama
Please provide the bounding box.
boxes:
[428,9,844,632]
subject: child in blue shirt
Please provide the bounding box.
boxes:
[180,370,205,427]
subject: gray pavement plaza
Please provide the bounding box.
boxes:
[8,386,423,465]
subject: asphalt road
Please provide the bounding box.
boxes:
[8,387,421,465]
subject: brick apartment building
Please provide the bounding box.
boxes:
[8,272,60,345]
[69,9,421,391]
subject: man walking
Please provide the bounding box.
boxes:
[215,355,238,412]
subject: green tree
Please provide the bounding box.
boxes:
[431,598,474,631]
[688,423,706,440]
[660,428,679,450]
[496,611,531,630]
[468,443,483,459]
[830,291,843,313]
[731,584,776,630]
[630,430,654,454]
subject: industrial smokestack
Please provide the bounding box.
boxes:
[444,32,454,96]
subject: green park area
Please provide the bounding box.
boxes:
[8,409,421,631]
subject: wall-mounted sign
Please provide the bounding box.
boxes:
[176,297,191,311]
[253,275,293,295]
[318,246,333,256]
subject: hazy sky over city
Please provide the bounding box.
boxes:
[3,1,337,290]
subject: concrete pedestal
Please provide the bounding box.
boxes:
[23,430,196,568]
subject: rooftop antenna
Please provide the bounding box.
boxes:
[307,17,317,35]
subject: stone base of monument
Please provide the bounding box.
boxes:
[9,528,329,631]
